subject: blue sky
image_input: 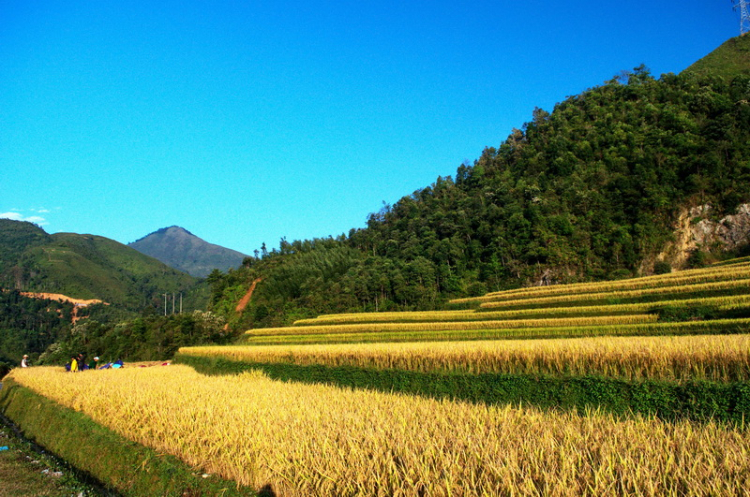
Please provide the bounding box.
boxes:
[1,1,740,256]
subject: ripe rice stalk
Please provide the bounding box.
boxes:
[296,294,750,326]
[294,309,477,326]
[478,278,750,310]
[242,317,750,346]
[488,263,750,296]
[248,314,658,337]
[451,264,750,305]
[184,334,750,382]
[481,271,750,303]
[710,256,750,267]
[10,366,750,496]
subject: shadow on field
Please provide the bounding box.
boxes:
[258,483,277,496]
[175,354,750,426]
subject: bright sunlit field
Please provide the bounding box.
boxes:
[9,365,750,496]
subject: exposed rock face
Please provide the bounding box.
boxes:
[691,204,750,249]
[658,204,750,269]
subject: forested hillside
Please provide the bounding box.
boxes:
[210,38,750,330]
[0,288,233,370]
[0,220,208,314]
[0,220,216,367]
[354,65,750,284]
[0,291,73,376]
[686,34,750,80]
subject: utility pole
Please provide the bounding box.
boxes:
[734,0,750,35]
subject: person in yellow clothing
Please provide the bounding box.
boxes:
[70,356,78,373]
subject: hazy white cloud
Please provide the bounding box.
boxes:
[0,211,48,225]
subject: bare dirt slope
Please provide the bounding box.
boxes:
[235,278,262,313]
[20,292,103,306]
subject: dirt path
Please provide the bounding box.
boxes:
[235,278,263,313]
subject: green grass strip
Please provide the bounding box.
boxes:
[0,379,261,497]
[174,354,750,425]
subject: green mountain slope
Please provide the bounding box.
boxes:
[0,219,51,255]
[0,220,207,313]
[129,226,247,278]
[684,33,750,79]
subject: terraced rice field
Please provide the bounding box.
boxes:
[294,294,750,325]
[243,317,750,345]
[240,260,750,345]
[249,314,659,337]
[183,333,750,382]
[453,262,750,304]
[11,259,750,494]
[9,365,750,496]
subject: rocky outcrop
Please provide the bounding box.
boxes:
[691,204,750,249]
[656,204,750,270]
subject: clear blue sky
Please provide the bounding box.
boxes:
[1,1,739,256]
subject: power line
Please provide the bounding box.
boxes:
[734,0,750,35]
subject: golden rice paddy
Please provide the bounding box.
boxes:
[9,365,750,496]
[183,333,750,382]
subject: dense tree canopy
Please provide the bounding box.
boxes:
[210,68,750,329]
[0,290,233,373]
[0,291,73,375]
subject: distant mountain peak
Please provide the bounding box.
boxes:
[129,227,247,278]
[132,225,195,244]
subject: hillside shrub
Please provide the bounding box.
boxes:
[687,250,710,268]
[653,261,672,274]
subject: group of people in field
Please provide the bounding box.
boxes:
[19,353,123,371]
[66,353,95,372]
[66,353,124,372]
